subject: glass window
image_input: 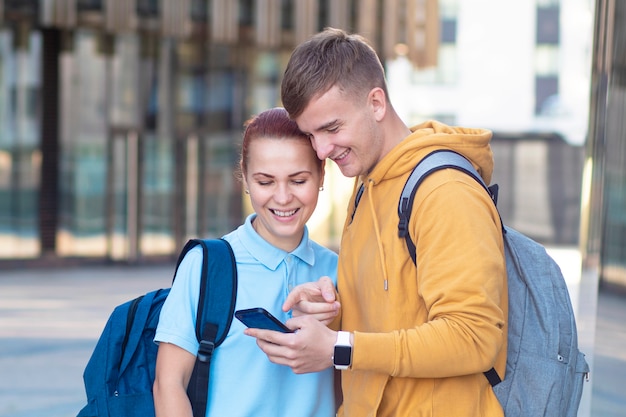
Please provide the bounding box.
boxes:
[0,28,42,258]
[77,0,102,12]
[191,0,208,21]
[536,0,560,7]
[58,30,108,257]
[537,6,560,45]
[602,99,626,283]
[110,35,140,127]
[282,0,295,30]
[198,51,243,238]
[535,75,558,115]
[441,18,457,44]
[5,0,39,16]
[140,38,177,256]
[240,0,254,26]
[201,131,241,238]
[137,0,159,17]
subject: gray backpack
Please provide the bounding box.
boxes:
[391,150,590,416]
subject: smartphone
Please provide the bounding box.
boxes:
[235,307,294,333]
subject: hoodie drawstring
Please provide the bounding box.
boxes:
[365,178,390,291]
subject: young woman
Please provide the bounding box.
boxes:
[153,107,338,417]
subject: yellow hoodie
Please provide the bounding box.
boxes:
[337,120,508,417]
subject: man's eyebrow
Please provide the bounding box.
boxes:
[313,119,340,133]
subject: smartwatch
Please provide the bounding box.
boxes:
[333,331,352,370]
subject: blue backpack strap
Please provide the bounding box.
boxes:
[175,238,238,417]
[398,149,502,385]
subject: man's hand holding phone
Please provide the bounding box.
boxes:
[243,314,337,374]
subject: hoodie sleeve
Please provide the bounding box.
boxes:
[351,168,507,379]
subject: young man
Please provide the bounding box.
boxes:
[245,28,508,416]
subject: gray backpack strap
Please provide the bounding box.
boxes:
[398,150,495,264]
[397,150,503,384]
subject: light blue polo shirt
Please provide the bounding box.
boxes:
[155,214,338,417]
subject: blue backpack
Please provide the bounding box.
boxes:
[394,150,590,416]
[77,238,237,417]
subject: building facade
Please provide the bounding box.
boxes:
[0,0,438,263]
[387,0,592,247]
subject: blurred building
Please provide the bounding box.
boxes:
[387,0,591,247]
[388,0,593,146]
[585,0,626,293]
[0,0,624,296]
[0,0,439,263]
[386,0,626,295]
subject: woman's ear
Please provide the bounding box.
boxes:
[240,162,249,192]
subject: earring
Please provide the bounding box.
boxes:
[244,189,250,194]
[319,186,324,191]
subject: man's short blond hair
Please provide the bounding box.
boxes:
[281,27,389,119]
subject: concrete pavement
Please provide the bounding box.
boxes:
[0,259,625,417]
[0,264,173,417]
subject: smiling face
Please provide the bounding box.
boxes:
[242,137,324,252]
[295,85,387,178]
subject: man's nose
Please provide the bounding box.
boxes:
[311,135,332,160]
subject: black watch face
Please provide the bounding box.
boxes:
[334,345,351,366]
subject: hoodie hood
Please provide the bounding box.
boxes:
[366,119,494,187]
[345,119,495,299]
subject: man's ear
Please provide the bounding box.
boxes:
[368,87,387,122]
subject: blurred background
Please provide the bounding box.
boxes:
[0,0,624,416]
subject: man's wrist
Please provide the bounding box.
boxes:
[332,331,353,370]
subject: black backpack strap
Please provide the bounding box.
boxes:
[397,150,503,386]
[119,294,144,366]
[175,238,237,417]
[351,182,366,223]
[483,367,503,386]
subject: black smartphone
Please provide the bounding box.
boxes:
[235,307,294,333]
